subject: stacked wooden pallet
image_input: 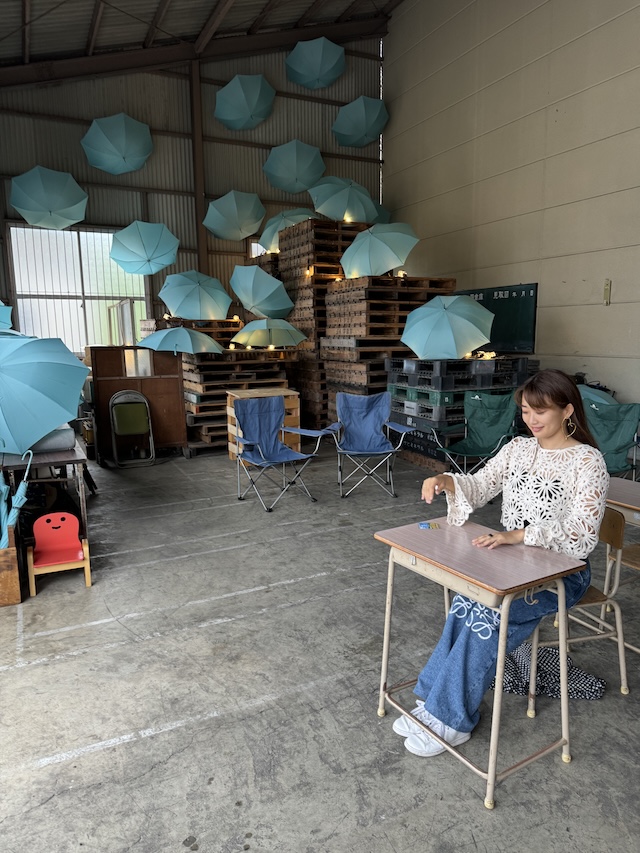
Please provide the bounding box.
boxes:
[320,276,457,422]
[182,351,293,450]
[247,251,279,278]
[140,318,241,348]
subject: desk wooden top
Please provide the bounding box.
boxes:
[1,441,87,471]
[606,477,640,513]
[375,517,585,597]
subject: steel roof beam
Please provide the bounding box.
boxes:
[144,0,174,49]
[22,0,31,64]
[248,0,284,35]
[86,0,105,57]
[194,0,237,54]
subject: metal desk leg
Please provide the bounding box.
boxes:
[75,462,89,539]
[484,592,514,809]
[554,579,571,763]
[378,551,396,717]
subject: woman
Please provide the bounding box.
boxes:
[394,368,609,757]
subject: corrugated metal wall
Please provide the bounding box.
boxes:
[0,38,382,319]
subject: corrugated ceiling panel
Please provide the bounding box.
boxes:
[148,192,197,251]
[29,0,87,58]
[155,0,215,41]
[0,4,22,64]
[83,187,145,228]
[94,0,160,51]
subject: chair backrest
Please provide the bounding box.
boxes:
[462,391,517,448]
[336,392,393,453]
[585,402,640,475]
[110,390,151,436]
[234,395,286,459]
[32,512,84,565]
[598,505,625,551]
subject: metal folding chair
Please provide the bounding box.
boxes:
[330,391,414,498]
[234,395,330,512]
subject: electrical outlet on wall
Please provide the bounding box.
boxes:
[603,279,611,306]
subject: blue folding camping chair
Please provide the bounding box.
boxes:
[234,395,330,511]
[331,391,415,498]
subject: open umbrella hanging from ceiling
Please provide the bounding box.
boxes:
[81,112,153,175]
[263,140,326,194]
[401,295,494,360]
[230,266,294,319]
[340,223,419,278]
[285,37,346,90]
[332,96,390,147]
[137,326,224,356]
[159,271,232,321]
[203,190,266,241]
[0,301,13,330]
[258,209,315,253]
[307,177,378,223]
[231,319,307,349]
[0,335,90,455]
[110,221,179,275]
[214,74,276,130]
[10,166,88,230]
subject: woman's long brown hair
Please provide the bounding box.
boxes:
[515,369,599,449]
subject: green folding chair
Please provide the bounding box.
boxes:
[430,390,517,474]
[584,402,640,479]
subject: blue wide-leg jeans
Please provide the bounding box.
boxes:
[414,564,591,733]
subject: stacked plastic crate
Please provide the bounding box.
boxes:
[386,356,537,469]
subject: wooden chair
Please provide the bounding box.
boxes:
[27,512,91,597]
[602,536,640,655]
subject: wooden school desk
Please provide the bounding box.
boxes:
[374,517,585,809]
[606,477,640,529]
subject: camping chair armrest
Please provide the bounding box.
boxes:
[284,425,335,453]
[385,421,415,435]
[236,434,266,459]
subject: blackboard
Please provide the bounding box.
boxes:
[455,283,538,354]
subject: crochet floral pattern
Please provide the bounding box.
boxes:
[447,436,609,559]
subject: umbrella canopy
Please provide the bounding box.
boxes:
[159,271,232,320]
[258,208,314,252]
[0,301,13,330]
[372,202,391,224]
[0,450,33,548]
[137,327,224,356]
[10,165,88,230]
[0,478,8,551]
[578,385,618,406]
[0,336,89,455]
[340,223,419,278]
[332,96,390,147]
[81,112,153,175]
[230,266,294,319]
[110,221,179,275]
[263,140,326,194]
[401,295,495,359]
[231,319,307,348]
[307,177,378,223]
[214,74,276,130]
[285,37,346,89]
[203,190,266,241]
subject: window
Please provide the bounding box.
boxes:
[7,224,149,355]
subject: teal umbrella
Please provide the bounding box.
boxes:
[81,112,153,175]
[0,336,89,455]
[307,177,378,223]
[340,223,419,278]
[263,140,326,193]
[203,190,265,241]
[0,301,13,330]
[579,385,618,406]
[159,271,232,320]
[137,327,224,356]
[110,221,179,275]
[258,209,314,252]
[10,166,88,230]
[332,96,390,147]
[214,74,276,130]
[372,202,391,224]
[285,37,346,90]
[0,450,33,549]
[230,266,293,319]
[231,319,306,348]
[401,295,495,359]
[0,478,8,551]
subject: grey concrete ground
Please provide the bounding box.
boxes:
[1,444,639,853]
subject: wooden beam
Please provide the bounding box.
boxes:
[248,0,284,35]
[0,17,388,88]
[194,0,237,54]
[144,0,173,49]
[86,0,105,57]
[296,0,331,29]
[22,0,31,65]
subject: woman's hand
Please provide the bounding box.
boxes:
[421,474,454,504]
[472,529,526,549]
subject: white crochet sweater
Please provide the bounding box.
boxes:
[446,436,609,559]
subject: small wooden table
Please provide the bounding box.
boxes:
[375,518,585,809]
[606,477,640,528]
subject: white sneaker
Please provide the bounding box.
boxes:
[392,701,439,737]
[404,719,471,757]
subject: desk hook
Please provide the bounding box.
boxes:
[20,449,33,481]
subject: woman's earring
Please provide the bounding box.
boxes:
[564,417,577,439]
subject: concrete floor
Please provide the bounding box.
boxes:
[1,444,639,853]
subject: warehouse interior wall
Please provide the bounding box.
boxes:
[0,39,382,333]
[383,0,640,402]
